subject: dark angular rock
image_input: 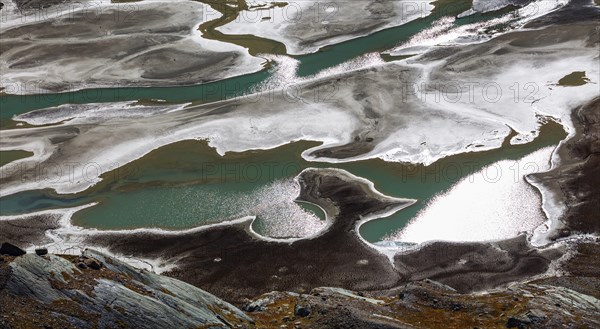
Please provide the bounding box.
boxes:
[526,309,546,323]
[77,262,88,269]
[507,309,547,328]
[35,248,48,256]
[506,316,531,329]
[294,304,311,317]
[84,258,102,270]
[244,302,265,313]
[0,242,26,256]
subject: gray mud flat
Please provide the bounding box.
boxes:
[0,214,62,247]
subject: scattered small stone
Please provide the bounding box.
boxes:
[356,259,369,265]
[0,242,26,256]
[213,257,222,262]
[35,248,48,256]
[294,304,311,317]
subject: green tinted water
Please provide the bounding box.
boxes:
[0,121,565,241]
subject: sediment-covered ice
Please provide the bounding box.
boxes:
[216,0,433,54]
[469,0,536,13]
[0,15,597,207]
[389,0,569,56]
[416,24,598,143]
[0,62,500,195]
[14,101,189,125]
[0,0,109,30]
[0,0,264,94]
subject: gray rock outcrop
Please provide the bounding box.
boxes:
[0,249,253,328]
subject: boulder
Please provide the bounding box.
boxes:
[0,242,26,256]
[507,309,548,328]
[506,316,531,329]
[35,248,48,256]
[294,304,311,317]
[244,293,278,313]
[83,258,102,270]
[526,309,547,323]
[244,301,266,313]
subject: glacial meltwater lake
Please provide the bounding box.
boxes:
[0,1,568,243]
